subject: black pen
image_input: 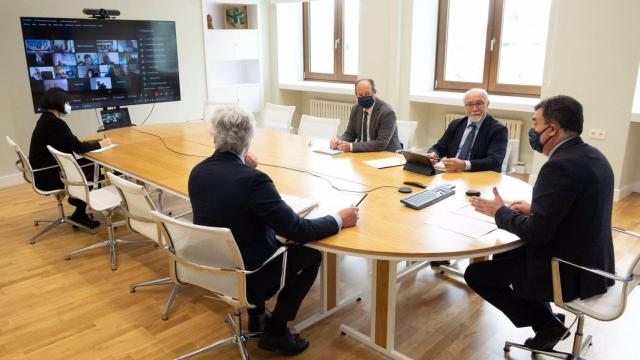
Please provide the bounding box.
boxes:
[355,193,368,207]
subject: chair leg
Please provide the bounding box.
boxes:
[162,284,181,321]
[130,277,173,293]
[64,240,110,260]
[31,193,96,244]
[174,337,236,360]
[174,311,256,360]
[31,218,65,244]
[64,209,152,270]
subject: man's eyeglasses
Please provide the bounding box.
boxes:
[464,101,486,108]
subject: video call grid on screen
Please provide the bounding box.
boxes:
[21,17,181,113]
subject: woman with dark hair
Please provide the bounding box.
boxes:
[29,87,112,228]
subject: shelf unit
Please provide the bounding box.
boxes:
[201,0,262,112]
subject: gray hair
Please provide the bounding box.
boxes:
[463,88,489,103]
[207,105,255,156]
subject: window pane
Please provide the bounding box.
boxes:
[497,0,551,86]
[444,0,490,83]
[343,0,359,75]
[309,0,334,74]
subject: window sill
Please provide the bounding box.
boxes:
[632,113,640,123]
[410,91,539,113]
[279,81,354,96]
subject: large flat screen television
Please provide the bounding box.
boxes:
[20,17,181,113]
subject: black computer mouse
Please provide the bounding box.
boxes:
[398,186,412,193]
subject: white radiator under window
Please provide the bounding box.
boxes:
[310,99,352,135]
[444,113,523,162]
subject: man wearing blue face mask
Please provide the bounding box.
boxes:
[330,78,401,152]
[465,95,615,352]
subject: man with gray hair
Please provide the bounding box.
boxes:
[188,106,359,356]
[426,88,508,172]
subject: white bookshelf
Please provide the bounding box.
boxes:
[201,0,262,112]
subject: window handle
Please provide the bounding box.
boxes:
[335,38,340,49]
[490,37,495,51]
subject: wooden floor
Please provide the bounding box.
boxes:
[1,184,638,360]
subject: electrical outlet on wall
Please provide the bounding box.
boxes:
[588,129,606,140]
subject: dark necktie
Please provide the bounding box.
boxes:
[457,123,477,160]
[361,112,369,142]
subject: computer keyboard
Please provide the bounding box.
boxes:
[400,183,456,210]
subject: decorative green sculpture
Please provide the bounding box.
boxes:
[225,7,246,28]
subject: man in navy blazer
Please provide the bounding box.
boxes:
[427,88,508,172]
[189,106,359,356]
[466,95,615,352]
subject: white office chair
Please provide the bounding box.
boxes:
[151,211,288,360]
[504,227,640,359]
[6,136,96,243]
[298,114,341,140]
[261,102,295,133]
[396,120,418,150]
[107,173,186,320]
[501,139,519,174]
[48,145,152,270]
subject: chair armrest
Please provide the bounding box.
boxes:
[238,246,288,297]
[551,257,634,309]
[31,164,61,173]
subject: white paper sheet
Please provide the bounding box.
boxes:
[89,144,118,153]
[281,194,318,215]
[362,157,406,169]
[425,212,498,238]
[450,204,496,224]
[309,139,342,155]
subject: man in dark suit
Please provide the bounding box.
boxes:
[330,78,402,152]
[465,95,615,351]
[189,106,359,356]
[427,88,508,172]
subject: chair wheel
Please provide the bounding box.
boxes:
[34,221,39,226]
[341,331,346,336]
[130,288,136,293]
[503,347,510,352]
[357,297,362,302]
[30,240,36,245]
[162,315,168,321]
[64,255,71,260]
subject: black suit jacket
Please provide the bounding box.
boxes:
[339,98,402,152]
[495,137,615,302]
[29,111,100,191]
[189,151,339,270]
[428,115,508,172]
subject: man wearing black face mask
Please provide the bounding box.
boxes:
[464,95,615,352]
[330,79,402,152]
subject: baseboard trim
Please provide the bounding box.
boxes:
[615,182,640,201]
[0,173,25,188]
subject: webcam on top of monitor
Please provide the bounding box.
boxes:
[83,8,120,20]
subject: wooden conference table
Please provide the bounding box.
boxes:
[85,123,531,360]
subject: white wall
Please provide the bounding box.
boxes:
[532,0,640,197]
[0,0,206,181]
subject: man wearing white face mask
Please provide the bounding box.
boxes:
[330,78,402,152]
[29,87,112,228]
[426,88,508,172]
